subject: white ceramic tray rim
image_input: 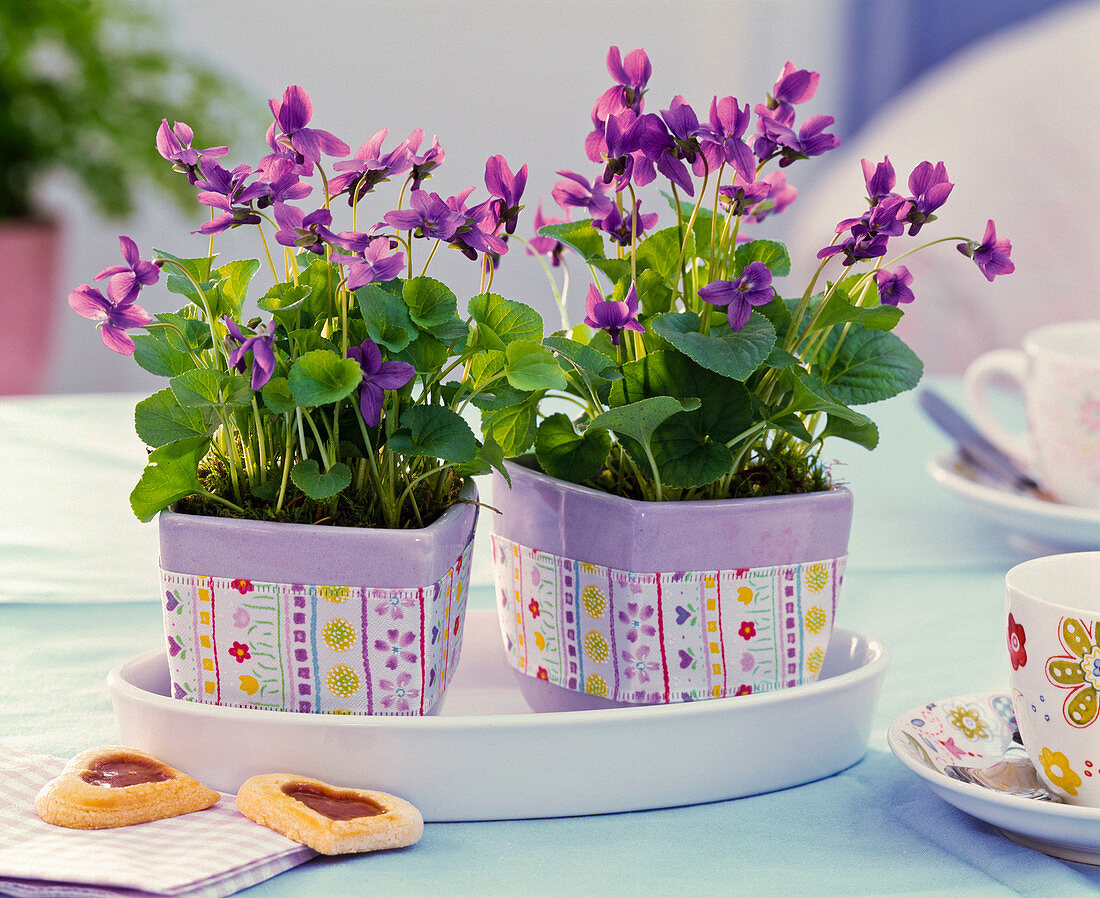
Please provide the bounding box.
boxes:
[110,610,887,821]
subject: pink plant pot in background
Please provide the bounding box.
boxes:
[490,461,853,709]
[0,219,60,395]
[158,483,478,716]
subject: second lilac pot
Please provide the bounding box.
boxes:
[490,461,852,707]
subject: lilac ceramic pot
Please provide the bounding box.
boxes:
[490,462,852,708]
[159,483,477,716]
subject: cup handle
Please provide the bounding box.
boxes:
[964,349,1031,465]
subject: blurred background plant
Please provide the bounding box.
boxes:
[0,0,251,222]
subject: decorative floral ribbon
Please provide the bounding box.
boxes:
[491,534,846,704]
[160,535,475,716]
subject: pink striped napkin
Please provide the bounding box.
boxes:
[0,745,316,897]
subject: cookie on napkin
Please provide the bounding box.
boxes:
[34,745,220,829]
[236,773,423,855]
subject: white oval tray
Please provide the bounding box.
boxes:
[109,610,886,821]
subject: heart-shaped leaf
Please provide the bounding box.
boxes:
[129,436,210,522]
[734,239,791,278]
[388,406,478,463]
[290,459,352,500]
[535,413,611,483]
[649,311,775,382]
[355,281,418,352]
[468,293,544,350]
[135,388,219,448]
[505,340,567,391]
[537,219,606,262]
[816,325,923,405]
[403,276,459,332]
[288,350,363,408]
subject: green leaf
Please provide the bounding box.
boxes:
[260,376,297,413]
[661,192,716,258]
[631,225,693,283]
[535,413,611,483]
[388,406,478,463]
[592,258,631,284]
[544,334,621,385]
[394,333,449,372]
[649,311,776,381]
[645,427,734,489]
[586,396,701,449]
[290,460,352,500]
[403,276,459,331]
[808,282,904,332]
[816,325,923,405]
[154,248,214,283]
[169,369,223,408]
[129,436,209,523]
[132,333,193,378]
[781,365,872,426]
[537,219,606,262]
[466,349,506,393]
[734,239,791,278]
[468,293,544,350]
[298,258,339,324]
[633,267,674,316]
[355,281,419,352]
[257,282,312,328]
[482,399,538,457]
[214,259,260,320]
[469,382,533,411]
[288,350,363,408]
[819,413,880,450]
[425,316,470,348]
[134,388,218,447]
[504,340,568,391]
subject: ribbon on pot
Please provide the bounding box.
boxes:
[491,534,846,705]
[160,535,475,716]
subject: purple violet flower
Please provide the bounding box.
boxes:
[587,45,652,159]
[256,157,313,208]
[958,220,1015,282]
[484,154,527,235]
[695,96,755,180]
[820,194,910,266]
[155,119,228,184]
[698,261,774,331]
[406,129,445,188]
[348,338,415,427]
[760,113,841,167]
[769,62,820,110]
[68,282,153,355]
[718,173,772,217]
[333,239,406,290]
[224,318,276,389]
[94,236,160,305]
[527,202,569,267]
[600,110,642,188]
[329,128,414,204]
[273,204,338,254]
[384,190,465,241]
[442,189,509,260]
[551,170,615,219]
[633,109,694,195]
[268,85,350,166]
[904,160,954,235]
[744,171,798,223]
[874,265,915,306]
[862,156,896,205]
[592,200,658,247]
[584,282,644,345]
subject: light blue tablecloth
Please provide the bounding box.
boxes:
[3,379,1099,895]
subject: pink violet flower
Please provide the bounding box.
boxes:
[68,281,153,355]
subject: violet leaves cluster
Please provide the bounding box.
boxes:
[517,48,1014,500]
[71,86,547,527]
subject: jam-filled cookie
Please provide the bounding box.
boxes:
[34,746,220,829]
[236,773,423,855]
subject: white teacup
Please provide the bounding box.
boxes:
[965,321,1100,506]
[1006,551,1100,806]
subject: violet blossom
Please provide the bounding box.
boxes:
[406,129,445,188]
[719,173,772,217]
[94,236,160,305]
[592,199,658,246]
[757,112,840,167]
[527,202,569,267]
[273,204,338,254]
[633,109,694,195]
[744,171,798,223]
[874,265,915,306]
[484,154,527,235]
[68,282,153,355]
[600,110,643,187]
[904,161,953,235]
[332,239,406,290]
[444,189,508,260]
[193,159,265,234]
[255,158,313,208]
[584,282,644,345]
[819,194,909,266]
[862,156,896,205]
[587,45,651,161]
[348,338,415,427]
[329,128,414,204]
[224,318,276,389]
[698,260,774,331]
[958,219,1015,281]
[268,85,350,166]
[768,62,820,111]
[552,170,614,219]
[155,119,228,184]
[384,190,465,241]
[695,96,755,180]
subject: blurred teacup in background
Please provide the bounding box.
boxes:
[966,321,1100,507]
[1006,551,1100,806]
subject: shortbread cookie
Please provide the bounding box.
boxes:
[236,773,423,854]
[35,746,220,829]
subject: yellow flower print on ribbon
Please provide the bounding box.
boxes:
[1047,617,1100,728]
[584,630,610,664]
[806,646,825,676]
[1038,746,1082,796]
[318,585,350,603]
[326,665,360,697]
[947,703,990,740]
[582,584,607,619]
[585,674,608,697]
[805,606,827,634]
[804,563,829,592]
[323,618,356,652]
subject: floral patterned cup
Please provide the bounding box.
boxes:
[965,321,1100,507]
[1006,551,1100,806]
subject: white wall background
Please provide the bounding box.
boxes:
[43,0,849,393]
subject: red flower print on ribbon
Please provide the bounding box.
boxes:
[735,684,753,696]
[529,599,541,618]
[537,666,549,681]
[230,579,254,595]
[738,620,756,641]
[1008,613,1027,670]
[228,641,251,663]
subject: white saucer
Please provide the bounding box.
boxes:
[927,451,1100,553]
[110,610,886,822]
[888,691,1100,864]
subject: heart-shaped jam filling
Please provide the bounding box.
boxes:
[80,754,174,788]
[282,782,384,820]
